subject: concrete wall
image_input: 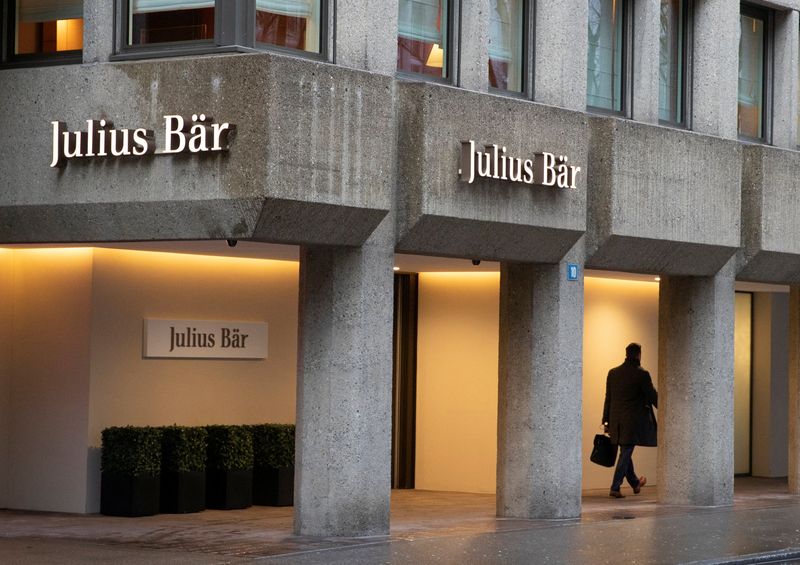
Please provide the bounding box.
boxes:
[587,119,742,275]
[752,292,790,478]
[0,250,12,508]
[740,146,800,283]
[415,272,499,493]
[7,249,93,513]
[0,54,395,246]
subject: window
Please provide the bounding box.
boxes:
[489,0,525,92]
[397,0,449,79]
[587,0,626,113]
[3,0,83,63]
[659,0,687,125]
[738,5,769,140]
[123,1,323,54]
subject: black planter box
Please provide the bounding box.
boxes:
[205,469,253,510]
[253,466,294,506]
[160,470,206,513]
[100,473,160,517]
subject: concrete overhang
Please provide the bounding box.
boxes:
[0,53,394,246]
[395,82,587,263]
[738,144,800,283]
[586,117,742,276]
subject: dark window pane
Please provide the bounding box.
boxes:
[738,14,765,138]
[256,1,322,53]
[397,0,448,78]
[489,0,524,92]
[129,1,214,45]
[587,0,624,112]
[15,0,83,54]
[659,0,684,123]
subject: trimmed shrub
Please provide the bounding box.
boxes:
[205,425,253,471]
[161,426,208,474]
[250,424,295,469]
[101,426,162,477]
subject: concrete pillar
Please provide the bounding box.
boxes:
[789,286,800,493]
[459,0,490,92]
[294,217,394,537]
[771,10,799,149]
[691,0,739,139]
[752,293,789,478]
[657,261,735,506]
[534,0,587,111]
[496,247,583,519]
[82,0,114,64]
[631,0,660,124]
[334,0,398,75]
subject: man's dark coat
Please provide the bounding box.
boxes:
[602,357,658,447]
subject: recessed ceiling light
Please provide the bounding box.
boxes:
[655,276,661,282]
[393,266,400,271]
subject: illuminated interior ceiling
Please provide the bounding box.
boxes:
[0,241,788,292]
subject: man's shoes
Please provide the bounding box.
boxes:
[633,476,647,494]
[609,490,625,499]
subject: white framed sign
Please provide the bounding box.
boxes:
[143,319,268,359]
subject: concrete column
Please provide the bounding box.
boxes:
[752,293,789,478]
[657,261,735,506]
[771,10,799,149]
[534,0,587,111]
[459,0,490,92]
[294,216,394,537]
[334,0,398,75]
[497,247,583,519]
[82,0,114,64]
[691,0,739,139]
[789,286,800,493]
[631,0,660,124]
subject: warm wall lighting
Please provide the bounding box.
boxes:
[393,266,400,271]
[426,43,444,68]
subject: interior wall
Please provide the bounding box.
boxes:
[8,249,93,513]
[734,292,753,474]
[0,250,12,508]
[582,277,660,490]
[415,272,500,493]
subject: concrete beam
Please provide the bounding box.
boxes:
[82,0,114,64]
[631,0,661,124]
[534,0,587,111]
[771,10,799,149]
[334,0,398,75]
[459,0,490,92]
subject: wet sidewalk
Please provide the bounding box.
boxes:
[1,478,799,564]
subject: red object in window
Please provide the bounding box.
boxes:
[256,12,307,50]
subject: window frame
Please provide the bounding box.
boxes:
[487,0,531,99]
[396,0,455,85]
[112,0,329,62]
[586,0,633,117]
[658,0,692,129]
[0,0,83,68]
[738,3,773,144]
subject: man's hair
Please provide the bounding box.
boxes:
[625,343,642,358]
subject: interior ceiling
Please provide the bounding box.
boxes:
[0,240,789,292]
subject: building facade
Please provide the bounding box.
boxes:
[1,0,800,537]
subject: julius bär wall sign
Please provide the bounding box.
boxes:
[50,114,237,168]
[143,319,267,360]
[458,140,581,189]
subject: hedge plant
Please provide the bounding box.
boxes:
[205,425,253,471]
[250,424,295,469]
[161,426,208,474]
[101,426,162,477]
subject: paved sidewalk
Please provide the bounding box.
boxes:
[1,478,799,564]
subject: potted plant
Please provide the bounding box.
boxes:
[250,424,295,506]
[100,426,162,517]
[205,425,253,510]
[160,425,207,513]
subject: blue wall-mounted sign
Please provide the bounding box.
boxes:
[567,263,579,281]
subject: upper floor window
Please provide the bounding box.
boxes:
[659,0,687,125]
[738,5,770,140]
[4,0,83,63]
[397,0,449,79]
[587,0,627,113]
[489,0,524,93]
[124,0,323,54]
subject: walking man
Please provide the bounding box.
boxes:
[602,342,658,498]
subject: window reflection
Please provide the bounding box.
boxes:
[738,14,765,139]
[16,0,83,54]
[129,0,214,45]
[659,0,684,124]
[397,0,448,78]
[256,0,321,53]
[489,0,524,92]
[587,0,624,112]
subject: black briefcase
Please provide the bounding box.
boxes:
[590,434,618,467]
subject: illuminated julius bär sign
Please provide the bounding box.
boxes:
[50,114,237,168]
[458,140,581,189]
